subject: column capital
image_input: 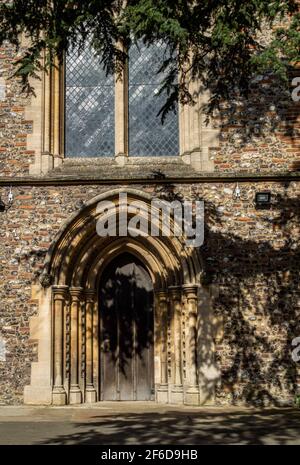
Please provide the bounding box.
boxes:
[52,285,69,301]
[69,287,84,299]
[182,284,198,299]
[85,289,96,302]
[156,289,168,302]
[168,286,182,299]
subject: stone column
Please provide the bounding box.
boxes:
[156,290,169,403]
[41,60,54,173]
[85,290,97,403]
[183,284,200,405]
[169,286,184,404]
[179,93,191,165]
[52,285,68,405]
[93,299,99,397]
[189,77,202,172]
[115,41,128,166]
[69,287,83,404]
[179,72,216,172]
[51,57,64,168]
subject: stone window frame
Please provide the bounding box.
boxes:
[28,50,218,175]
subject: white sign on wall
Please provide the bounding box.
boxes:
[0,337,6,362]
[0,75,5,100]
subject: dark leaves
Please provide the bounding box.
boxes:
[0,0,299,119]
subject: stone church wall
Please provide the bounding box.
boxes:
[0,19,299,405]
[0,181,299,405]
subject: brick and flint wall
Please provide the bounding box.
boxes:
[0,182,299,405]
[0,32,300,405]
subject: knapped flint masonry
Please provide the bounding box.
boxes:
[0,32,299,407]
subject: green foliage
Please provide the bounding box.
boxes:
[0,0,299,119]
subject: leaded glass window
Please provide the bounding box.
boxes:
[128,41,179,156]
[65,44,115,157]
[65,40,179,158]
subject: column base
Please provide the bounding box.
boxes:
[52,387,67,405]
[69,386,82,404]
[85,388,97,403]
[170,385,184,404]
[184,386,200,406]
[156,384,169,403]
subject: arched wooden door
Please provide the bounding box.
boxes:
[99,253,154,401]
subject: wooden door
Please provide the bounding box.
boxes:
[99,253,154,401]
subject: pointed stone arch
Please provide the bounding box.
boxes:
[45,188,202,288]
[24,188,218,406]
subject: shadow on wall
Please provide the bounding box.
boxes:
[28,183,300,408]
[201,187,300,406]
[154,183,300,407]
[217,75,299,141]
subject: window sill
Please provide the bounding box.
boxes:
[46,155,201,180]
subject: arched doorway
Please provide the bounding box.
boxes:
[24,189,214,407]
[99,253,154,401]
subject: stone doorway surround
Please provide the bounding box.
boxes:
[24,188,220,406]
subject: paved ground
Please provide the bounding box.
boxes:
[0,402,299,445]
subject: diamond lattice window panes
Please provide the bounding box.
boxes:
[128,41,179,157]
[65,44,115,157]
